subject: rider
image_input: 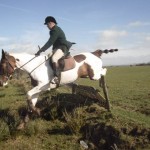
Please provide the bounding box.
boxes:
[35,16,73,83]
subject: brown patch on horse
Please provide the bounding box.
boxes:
[78,63,94,80]
[92,49,103,58]
[8,55,16,68]
[73,54,86,63]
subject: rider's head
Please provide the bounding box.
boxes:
[44,16,57,30]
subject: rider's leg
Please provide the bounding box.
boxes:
[51,49,64,77]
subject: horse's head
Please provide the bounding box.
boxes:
[0,49,16,86]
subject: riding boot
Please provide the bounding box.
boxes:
[51,62,60,85]
[52,62,60,76]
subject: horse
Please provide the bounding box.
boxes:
[0,48,118,128]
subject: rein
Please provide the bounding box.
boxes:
[4,54,49,79]
[29,56,49,75]
[14,55,38,79]
[18,56,37,69]
[17,45,43,70]
[16,55,50,76]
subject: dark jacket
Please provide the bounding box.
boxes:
[40,25,72,54]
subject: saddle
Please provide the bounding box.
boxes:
[58,55,76,72]
[49,53,76,72]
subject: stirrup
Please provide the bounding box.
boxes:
[50,76,59,84]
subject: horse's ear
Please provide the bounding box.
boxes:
[2,49,6,59]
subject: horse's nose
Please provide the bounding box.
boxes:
[0,80,8,87]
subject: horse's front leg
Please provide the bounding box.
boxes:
[17,87,40,130]
[17,84,49,130]
[27,86,41,116]
[27,83,50,115]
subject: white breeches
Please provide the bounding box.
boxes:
[51,49,64,63]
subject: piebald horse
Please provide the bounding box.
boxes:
[0,49,118,127]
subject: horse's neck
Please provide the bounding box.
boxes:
[12,53,46,72]
[13,53,33,61]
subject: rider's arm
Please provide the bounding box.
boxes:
[40,30,58,52]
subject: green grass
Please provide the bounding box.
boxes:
[0,66,150,150]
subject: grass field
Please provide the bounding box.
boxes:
[0,66,150,150]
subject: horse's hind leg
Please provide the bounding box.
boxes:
[90,67,107,80]
[99,68,107,87]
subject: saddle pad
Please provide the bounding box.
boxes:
[62,56,76,71]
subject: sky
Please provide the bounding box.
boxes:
[0,0,150,66]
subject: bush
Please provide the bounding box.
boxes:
[63,107,86,135]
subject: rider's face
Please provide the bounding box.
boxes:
[47,22,55,30]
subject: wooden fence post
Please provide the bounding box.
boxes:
[99,76,111,111]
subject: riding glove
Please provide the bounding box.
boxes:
[35,50,42,56]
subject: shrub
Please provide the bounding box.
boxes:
[63,107,86,135]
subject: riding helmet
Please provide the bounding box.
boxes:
[44,16,57,25]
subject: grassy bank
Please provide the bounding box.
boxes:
[0,66,150,150]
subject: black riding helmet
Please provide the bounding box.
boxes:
[44,16,57,25]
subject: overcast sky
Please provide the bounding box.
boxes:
[0,0,150,66]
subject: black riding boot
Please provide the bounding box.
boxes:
[51,62,60,84]
[52,62,60,76]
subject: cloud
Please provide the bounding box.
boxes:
[145,36,150,41]
[0,37,10,42]
[94,29,128,48]
[0,37,11,50]
[7,43,38,54]
[128,21,150,27]
[0,29,51,59]
[0,29,49,55]
[100,30,127,39]
[103,54,150,66]
[88,28,150,65]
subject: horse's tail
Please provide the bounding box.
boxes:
[102,49,118,54]
[92,49,118,58]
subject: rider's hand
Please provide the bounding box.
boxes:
[35,50,41,56]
